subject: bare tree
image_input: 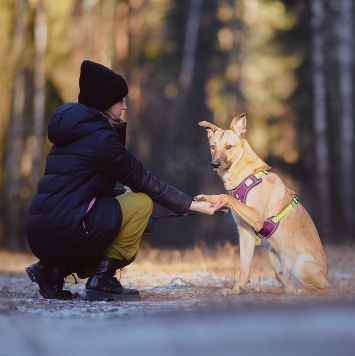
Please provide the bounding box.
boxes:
[334,0,354,241]
[310,0,332,242]
[162,0,203,185]
[4,0,27,250]
[166,0,203,143]
[29,0,47,193]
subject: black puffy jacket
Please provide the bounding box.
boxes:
[27,103,192,269]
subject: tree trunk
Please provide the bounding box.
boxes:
[166,0,203,144]
[334,0,354,242]
[4,0,27,250]
[310,0,332,243]
[100,0,116,66]
[163,0,203,184]
[29,1,47,194]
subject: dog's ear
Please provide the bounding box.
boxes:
[198,121,220,139]
[230,113,247,138]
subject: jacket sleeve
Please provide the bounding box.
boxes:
[95,131,192,214]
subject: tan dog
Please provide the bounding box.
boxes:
[195,113,328,295]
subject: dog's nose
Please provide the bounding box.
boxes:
[211,159,221,169]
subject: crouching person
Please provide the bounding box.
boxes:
[26,60,224,301]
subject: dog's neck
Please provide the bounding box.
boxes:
[219,140,271,191]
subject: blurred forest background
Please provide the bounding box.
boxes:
[0,0,354,252]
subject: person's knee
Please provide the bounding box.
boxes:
[137,193,153,214]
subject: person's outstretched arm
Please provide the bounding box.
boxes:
[189,197,226,215]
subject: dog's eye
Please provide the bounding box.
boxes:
[210,145,215,150]
[225,145,232,150]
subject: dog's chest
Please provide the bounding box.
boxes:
[231,211,251,230]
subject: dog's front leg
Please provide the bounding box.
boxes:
[195,194,264,231]
[223,221,256,296]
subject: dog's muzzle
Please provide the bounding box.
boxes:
[211,159,221,169]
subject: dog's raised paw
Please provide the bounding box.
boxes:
[194,194,206,202]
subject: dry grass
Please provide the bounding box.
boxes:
[0,250,36,273]
[0,245,354,355]
[0,242,354,325]
[1,243,354,294]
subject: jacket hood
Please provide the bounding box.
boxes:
[48,103,111,146]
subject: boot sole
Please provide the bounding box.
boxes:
[82,289,141,302]
[26,264,77,300]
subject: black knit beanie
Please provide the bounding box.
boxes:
[78,60,128,111]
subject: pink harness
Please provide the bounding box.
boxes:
[230,173,264,204]
[229,171,279,239]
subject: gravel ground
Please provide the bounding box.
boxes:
[0,245,355,356]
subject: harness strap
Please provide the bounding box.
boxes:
[254,170,270,179]
[256,195,299,240]
[229,170,299,245]
[271,195,299,224]
[229,170,269,203]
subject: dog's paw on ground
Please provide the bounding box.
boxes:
[253,285,284,294]
[248,278,283,294]
[222,286,243,296]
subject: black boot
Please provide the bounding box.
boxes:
[82,256,140,301]
[26,261,79,300]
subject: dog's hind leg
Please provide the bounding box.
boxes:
[292,254,328,293]
[268,247,284,285]
[268,247,297,294]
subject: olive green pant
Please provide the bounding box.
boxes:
[103,192,153,267]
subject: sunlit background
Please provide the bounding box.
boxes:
[0,0,354,251]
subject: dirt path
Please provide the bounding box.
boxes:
[0,245,355,355]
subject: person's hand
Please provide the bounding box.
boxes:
[189,197,226,215]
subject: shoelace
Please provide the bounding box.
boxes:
[64,273,78,285]
[118,268,124,281]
